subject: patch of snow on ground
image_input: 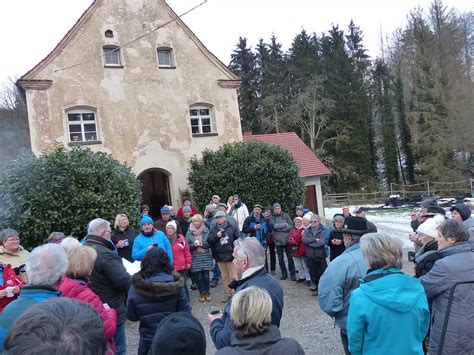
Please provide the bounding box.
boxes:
[324,206,415,250]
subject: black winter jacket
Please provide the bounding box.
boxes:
[84,234,131,324]
[127,271,190,354]
[111,226,137,262]
[208,222,240,262]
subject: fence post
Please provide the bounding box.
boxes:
[471,178,473,197]
[427,181,431,196]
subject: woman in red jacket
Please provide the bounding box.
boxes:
[58,245,117,354]
[0,263,25,312]
[165,221,192,302]
[287,217,311,286]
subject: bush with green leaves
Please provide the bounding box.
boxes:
[188,140,305,212]
[0,145,142,248]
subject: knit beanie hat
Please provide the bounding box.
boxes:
[302,213,313,221]
[272,203,281,209]
[182,206,192,213]
[140,215,153,227]
[450,203,471,221]
[150,312,206,355]
[166,220,177,230]
[417,214,445,238]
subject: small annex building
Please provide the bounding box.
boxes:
[243,132,331,217]
[18,0,242,218]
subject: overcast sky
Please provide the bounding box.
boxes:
[0,0,470,85]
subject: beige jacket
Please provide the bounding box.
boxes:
[0,246,30,282]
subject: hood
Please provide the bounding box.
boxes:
[230,325,281,350]
[359,269,422,313]
[59,277,88,298]
[132,271,184,298]
[464,217,474,228]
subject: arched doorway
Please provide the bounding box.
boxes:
[138,168,171,220]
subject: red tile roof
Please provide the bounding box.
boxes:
[243,132,331,178]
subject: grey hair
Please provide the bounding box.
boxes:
[47,232,66,243]
[333,215,344,223]
[234,237,266,268]
[360,233,402,269]
[87,218,110,236]
[26,244,68,286]
[0,229,19,245]
[310,214,320,222]
[437,219,469,243]
[231,286,272,339]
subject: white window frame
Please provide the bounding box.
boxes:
[189,106,213,134]
[66,108,100,143]
[103,46,122,67]
[157,48,174,68]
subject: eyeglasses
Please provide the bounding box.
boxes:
[237,239,249,261]
[5,237,20,242]
[311,220,318,223]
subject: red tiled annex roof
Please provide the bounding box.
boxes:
[243,132,331,178]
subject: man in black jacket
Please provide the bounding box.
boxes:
[84,218,131,355]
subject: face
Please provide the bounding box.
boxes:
[419,233,434,245]
[302,219,310,227]
[192,220,202,228]
[335,220,344,229]
[183,200,191,207]
[343,209,350,217]
[253,207,262,216]
[212,196,220,204]
[3,235,20,252]
[218,206,227,212]
[142,223,153,233]
[274,207,281,215]
[435,231,454,249]
[264,210,272,217]
[216,216,226,225]
[310,219,319,227]
[451,210,463,222]
[183,211,192,219]
[142,209,149,215]
[233,196,239,204]
[101,227,112,240]
[232,248,248,277]
[295,220,302,229]
[166,227,176,236]
[296,210,304,217]
[119,216,129,228]
[162,213,171,221]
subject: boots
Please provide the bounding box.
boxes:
[199,293,205,302]
[205,293,212,302]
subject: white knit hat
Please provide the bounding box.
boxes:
[417,214,445,239]
[166,220,177,230]
[302,212,313,221]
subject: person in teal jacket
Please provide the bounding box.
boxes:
[347,233,430,355]
[132,216,173,264]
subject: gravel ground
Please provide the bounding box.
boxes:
[126,219,417,355]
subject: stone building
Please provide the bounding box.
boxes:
[18,0,241,217]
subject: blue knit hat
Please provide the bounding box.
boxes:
[160,206,171,214]
[140,215,154,226]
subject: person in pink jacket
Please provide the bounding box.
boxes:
[58,245,117,354]
[165,221,192,302]
[287,217,310,286]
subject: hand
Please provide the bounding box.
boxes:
[255,224,261,230]
[194,240,200,246]
[227,196,234,204]
[147,246,154,251]
[0,289,6,298]
[117,240,125,248]
[207,312,223,326]
[409,233,418,242]
[186,264,192,270]
[13,286,20,294]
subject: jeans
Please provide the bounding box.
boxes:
[189,269,198,285]
[195,270,210,294]
[114,321,127,355]
[276,244,295,276]
[212,262,221,282]
[178,270,190,301]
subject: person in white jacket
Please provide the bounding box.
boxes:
[227,194,249,235]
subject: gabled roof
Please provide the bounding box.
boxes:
[243,132,331,178]
[20,0,238,82]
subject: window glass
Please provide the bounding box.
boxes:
[66,109,99,143]
[157,50,172,67]
[189,106,213,135]
[83,113,95,120]
[68,114,81,121]
[104,47,121,66]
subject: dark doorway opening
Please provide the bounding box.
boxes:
[305,184,318,215]
[138,168,171,220]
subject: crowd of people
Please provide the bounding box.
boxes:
[0,193,473,355]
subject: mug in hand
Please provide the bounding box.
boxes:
[5,286,15,298]
[122,239,129,247]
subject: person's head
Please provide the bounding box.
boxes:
[166,220,177,237]
[3,298,106,355]
[47,232,66,244]
[66,246,97,279]
[230,286,272,339]
[354,207,367,219]
[450,203,471,222]
[417,214,444,245]
[139,247,173,278]
[183,206,193,219]
[215,211,227,225]
[88,218,112,240]
[360,233,402,270]
[60,237,81,255]
[140,215,154,234]
[27,244,68,287]
[342,216,368,247]
[342,207,350,217]
[333,215,345,229]
[0,229,20,252]
[211,195,221,205]
[310,214,320,228]
[233,194,240,204]
[436,219,470,249]
[141,204,150,215]
[182,196,191,207]
[272,203,281,215]
[233,237,265,278]
[264,206,272,218]
[114,214,130,230]
[302,213,312,227]
[160,206,171,221]
[295,205,304,217]
[150,312,206,355]
[218,203,228,212]
[294,217,303,229]
[253,204,263,217]
[204,204,216,218]
[191,214,203,228]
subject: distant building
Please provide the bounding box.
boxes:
[243,132,331,217]
[18,0,241,218]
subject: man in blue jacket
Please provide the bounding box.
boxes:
[318,216,368,355]
[208,237,284,350]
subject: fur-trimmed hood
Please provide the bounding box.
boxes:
[132,271,184,298]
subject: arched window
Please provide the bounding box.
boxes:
[66,107,99,143]
[103,45,122,67]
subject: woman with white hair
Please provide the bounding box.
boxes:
[347,233,429,355]
[215,286,304,354]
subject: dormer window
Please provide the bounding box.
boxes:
[103,46,122,67]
